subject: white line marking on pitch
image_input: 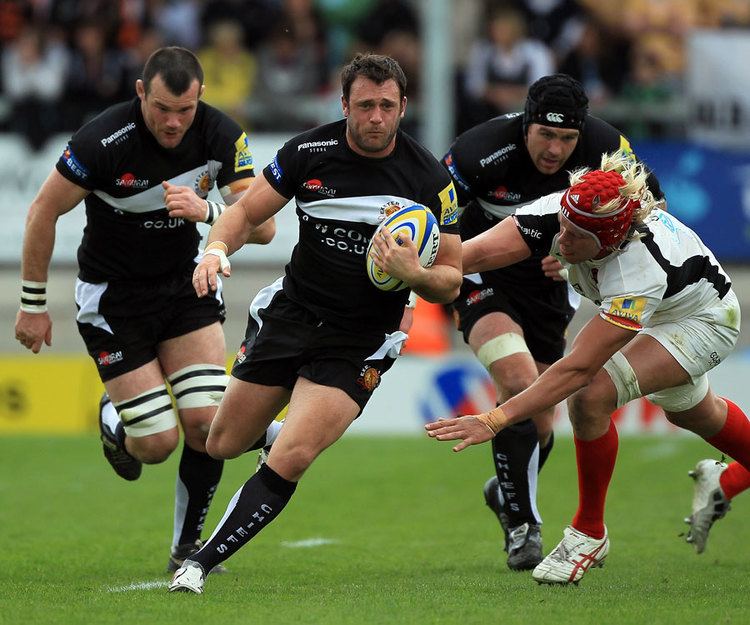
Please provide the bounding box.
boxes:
[107,580,169,592]
[281,538,339,548]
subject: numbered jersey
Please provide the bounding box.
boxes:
[514,196,732,331]
[56,97,254,282]
[263,119,459,334]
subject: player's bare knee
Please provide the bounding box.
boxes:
[129,428,179,463]
[568,382,615,429]
[205,432,243,460]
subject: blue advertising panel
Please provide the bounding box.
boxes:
[634,142,750,262]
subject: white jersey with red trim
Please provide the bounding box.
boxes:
[513,196,733,331]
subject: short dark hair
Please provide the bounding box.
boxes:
[340,53,407,102]
[142,46,204,95]
[523,73,589,132]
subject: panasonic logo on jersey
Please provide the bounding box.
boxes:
[479,144,516,168]
[100,123,136,147]
[297,139,339,152]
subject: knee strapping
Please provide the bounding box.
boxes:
[114,385,177,437]
[602,351,642,408]
[168,364,228,410]
[476,333,530,369]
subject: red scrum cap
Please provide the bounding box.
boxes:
[560,169,639,248]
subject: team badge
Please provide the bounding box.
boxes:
[356,365,381,392]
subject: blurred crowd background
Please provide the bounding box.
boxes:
[2,0,750,151]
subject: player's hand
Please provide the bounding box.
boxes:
[162,181,207,223]
[369,227,421,285]
[192,253,224,297]
[15,310,52,353]
[541,255,567,281]
[424,415,496,452]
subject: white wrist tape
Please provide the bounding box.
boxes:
[20,280,48,313]
[204,248,231,272]
[406,290,418,309]
[204,200,226,225]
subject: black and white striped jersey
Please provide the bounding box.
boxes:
[514,194,732,331]
[263,119,459,333]
[56,97,255,283]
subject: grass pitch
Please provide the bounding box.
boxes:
[1,433,747,625]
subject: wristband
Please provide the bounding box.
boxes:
[205,240,228,254]
[405,291,418,309]
[20,280,48,313]
[205,200,226,225]
[475,406,509,435]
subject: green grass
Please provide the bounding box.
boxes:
[0,434,747,625]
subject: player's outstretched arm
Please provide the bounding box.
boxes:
[15,170,88,353]
[462,217,531,274]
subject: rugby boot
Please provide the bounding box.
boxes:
[167,538,227,575]
[168,560,206,594]
[685,459,731,554]
[98,392,142,481]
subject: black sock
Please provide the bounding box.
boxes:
[173,443,224,546]
[491,418,540,527]
[191,463,297,571]
[538,431,555,471]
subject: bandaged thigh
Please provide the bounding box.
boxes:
[477,333,530,369]
[114,384,177,437]
[167,363,228,410]
[602,351,642,409]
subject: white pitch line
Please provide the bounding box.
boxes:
[107,580,169,592]
[281,538,339,548]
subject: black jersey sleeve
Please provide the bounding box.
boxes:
[442,146,474,208]
[203,106,256,188]
[512,193,563,254]
[55,124,105,191]
[262,135,301,200]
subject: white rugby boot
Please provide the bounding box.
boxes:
[532,525,609,585]
[168,560,206,594]
[685,459,731,554]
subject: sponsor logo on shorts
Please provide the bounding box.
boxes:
[302,178,337,197]
[466,287,494,306]
[297,139,339,152]
[97,350,123,366]
[709,351,721,367]
[236,344,247,364]
[479,144,516,168]
[61,145,89,180]
[116,173,149,188]
[356,365,381,392]
[100,122,136,147]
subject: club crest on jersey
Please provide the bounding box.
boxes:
[356,365,381,392]
[380,202,404,220]
[302,178,337,197]
[193,170,213,195]
[116,173,149,188]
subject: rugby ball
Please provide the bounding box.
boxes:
[366,203,440,291]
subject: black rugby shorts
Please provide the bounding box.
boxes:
[232,283,400,412]
[75,267,225,381]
